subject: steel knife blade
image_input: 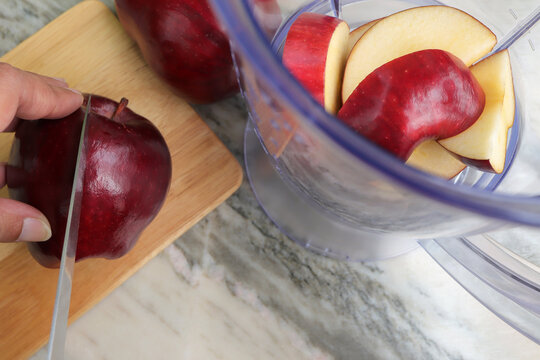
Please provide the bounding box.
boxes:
[47,95,92,360]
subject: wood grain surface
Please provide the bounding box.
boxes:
[0,1,243,358]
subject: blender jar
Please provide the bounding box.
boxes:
[210,0,540,342]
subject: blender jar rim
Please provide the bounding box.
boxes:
[209,0,540,228]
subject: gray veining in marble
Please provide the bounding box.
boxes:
[0,0,115,56]
[189,97,540,360]
[2,1,539,359]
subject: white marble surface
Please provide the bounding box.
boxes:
[1,0,539,359]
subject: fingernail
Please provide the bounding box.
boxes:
[52,76,68,84]
[17,218,52,242]
[66,87,82,95]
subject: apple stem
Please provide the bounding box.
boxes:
[112,98,129,121]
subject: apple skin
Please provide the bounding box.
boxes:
[438,49,515,174]
[115,0,236,103]
[341,5,497,103]
[456,158,494,171]
[115,0,281,104]
[282,12,349,114]
[7,95,172,268]
[337,49,485,160]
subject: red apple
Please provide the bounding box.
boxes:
[7,95,172,268]
[337,49,485,160]
[282,12,350,114]
[342,5,496,103]
[115,0,281,104]
[438,50,515,173]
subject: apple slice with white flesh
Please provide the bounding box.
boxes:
[347,19,379,54]
[406,140,465,179]
[282,12,350,114]
[342,5,497,102]
[438,50,515,173]
[337,49,485,160]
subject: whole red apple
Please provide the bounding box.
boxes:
[115,0,281,104]
[7,95,172,268]
[338,49,485,160]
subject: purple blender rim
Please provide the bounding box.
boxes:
[209,0,540,227]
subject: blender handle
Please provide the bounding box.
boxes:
[420,236,540,344]
[329,0,342,18]
[491,5,540,53]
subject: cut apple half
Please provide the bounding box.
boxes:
[282,12,350,114]
[347,19,380,54]
[337,49,485,161]
[406,140,466,179]
[439,50,515,174]
[342,5,497,102]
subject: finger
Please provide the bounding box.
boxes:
[16,69,83,120]
[0,63,83,131]
[33,73,69,88]
[0,198,51,243]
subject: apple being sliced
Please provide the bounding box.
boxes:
[438,50,515,173]
[337,49,485,160]
[282,12,350,114]
[406,140,465,179]
[7,95,172,267]
[342,5,497,102]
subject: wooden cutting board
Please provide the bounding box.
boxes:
[0,1,243,358]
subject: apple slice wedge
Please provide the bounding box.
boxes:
[337,49,485,160]
[282,12,350,114]
[342,5,497,102]
[347,19,380,54]
[438,50,515,173]
[406,140,465,179]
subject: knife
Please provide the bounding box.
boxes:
[47,95,92,360]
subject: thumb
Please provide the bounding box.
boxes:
[0,198,51,243]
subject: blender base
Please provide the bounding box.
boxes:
[244,120,419,262]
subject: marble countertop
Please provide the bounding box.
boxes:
[2,0,539,359]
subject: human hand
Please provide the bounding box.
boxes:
[0,63,83,243]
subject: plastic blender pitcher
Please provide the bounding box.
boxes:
[209,0,540,343]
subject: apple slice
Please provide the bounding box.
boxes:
[406,140,465,179]
[438,50,515,173]
[347,19,379,54]
[342,5,496,102]
[501,53,516,128]
[337,49,485,160]
[282,12,350,114]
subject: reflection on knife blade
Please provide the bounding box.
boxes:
[47,95,91,360]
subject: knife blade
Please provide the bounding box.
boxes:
[47,95,92,360]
